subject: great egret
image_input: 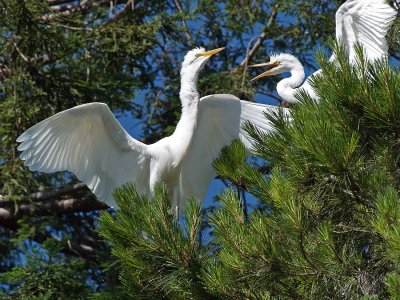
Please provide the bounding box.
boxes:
[251,0,397,103]
[17,47,285,214]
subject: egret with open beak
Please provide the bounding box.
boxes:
[250,61,281,81]
[17,46,281,216]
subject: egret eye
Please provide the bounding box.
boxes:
[194,53,203,58]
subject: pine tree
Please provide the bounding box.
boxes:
[98,44,400,299]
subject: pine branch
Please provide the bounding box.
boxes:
[98,183,210,298]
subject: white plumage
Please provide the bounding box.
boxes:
[335,0,396,62]
[17,102,150,209]
[251,0,397,103]
[17,47,287,213]
[178,94,284,210]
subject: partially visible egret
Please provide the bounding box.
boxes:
[17,47,286,214]
[251,0,397,103]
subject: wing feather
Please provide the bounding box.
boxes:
[178,94,287,208]
[17,102,150,207]
[335,0,397,62]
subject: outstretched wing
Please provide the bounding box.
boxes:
[335,0,397,62]
[17,102,150,208]
[178,94,287,208]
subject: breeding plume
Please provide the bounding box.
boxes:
[17,47,284,214]
[251,0,397,103]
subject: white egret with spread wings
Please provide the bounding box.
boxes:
[251,0,397,103]
[17,47,285,214]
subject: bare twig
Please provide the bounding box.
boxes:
[174,0,193,46]
[50,23,93,31]
[104,0,135,25]
[66,239,97,258]
[13,43,29,63]
[240,35,263,94]
[239,4,279,67]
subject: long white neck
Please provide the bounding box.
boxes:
[276,63,305,103]
[169,68,200,163]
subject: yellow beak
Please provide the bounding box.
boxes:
[195,47,225,57]
[250,61,280,81]
[250,61,280,68]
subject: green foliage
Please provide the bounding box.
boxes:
[0,238,90,299]
[100,45,400,298]
[98,183,211,299]
[385,272,400,299]
[213,139,247,186]
[244,44,400,297]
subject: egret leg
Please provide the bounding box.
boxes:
[171,184,180,218]
[148,160,161,194]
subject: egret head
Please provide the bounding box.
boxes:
[250,53,303,81]
[181,47,225,76]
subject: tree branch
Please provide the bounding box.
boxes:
[13,43,29,63]
[103,0,135,25]
[65,240,97,258]
[239,4,279,67]
[31,182,88,201]
[49,3,82,13]
[0,182,87,204]
[0,52,54,83]
[43,0,110,21]
[47,0,75,5]
[49,23,93,31]
[0,195,108,230]
[174,0,193,46]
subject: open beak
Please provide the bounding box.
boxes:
[195,47,225,58]
[250,61,280,81]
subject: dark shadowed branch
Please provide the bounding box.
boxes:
[0,194,108,230]
[0,182,87,204]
